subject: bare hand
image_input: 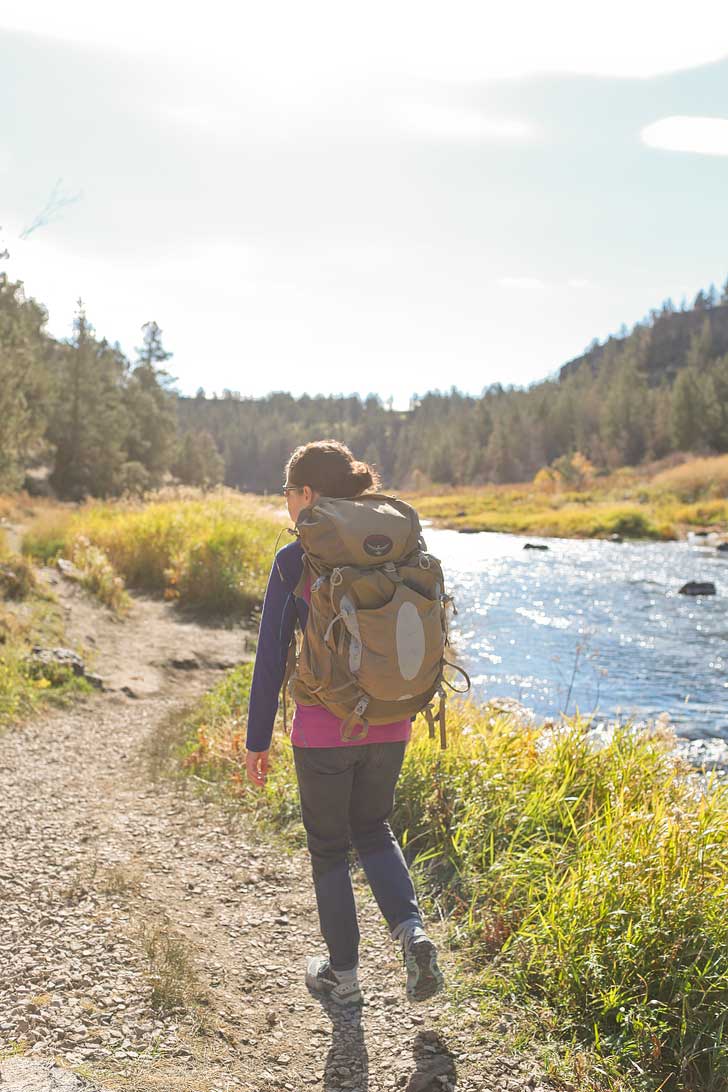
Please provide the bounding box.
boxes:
[246,749,270,788]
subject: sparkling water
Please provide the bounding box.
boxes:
[427,526,728,741]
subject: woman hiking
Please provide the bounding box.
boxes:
[245,439,445,1007]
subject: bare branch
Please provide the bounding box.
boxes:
[20,178,83,240]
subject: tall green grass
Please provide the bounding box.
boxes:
[22,489,285,615]
[396,704,728,1091]
[177,672,728,1091]
[170,663,301,834]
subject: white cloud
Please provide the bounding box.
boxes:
[397,103,533,142]
[641,115,728,156]
[3,1,728,84]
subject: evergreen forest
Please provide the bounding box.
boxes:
[2,269,728,498]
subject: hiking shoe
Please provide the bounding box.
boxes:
[401,934,445,1002]
[305,956,363,1006]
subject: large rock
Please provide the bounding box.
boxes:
[0,1057,108,1091]
[678,581,716,596]
[30,647,86,676]
[56,559,82,581]
[27,648,105,690]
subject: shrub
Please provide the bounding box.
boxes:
[22,511,73,563]
[0,554,39,600]
[652,455,728,503]
[24,490,283,615]
[71,536,132,616]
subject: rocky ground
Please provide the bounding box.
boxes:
[0,549,555,1092]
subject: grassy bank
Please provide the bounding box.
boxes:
[0,538,93,726]
[21,487,284,616]
[175,668,728,1092]
[406,454,728,540]
[2,486,284,726]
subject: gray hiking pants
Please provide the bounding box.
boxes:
[292,741,423,971]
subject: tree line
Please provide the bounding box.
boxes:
[0,275,222,497]
[2,270,728,499]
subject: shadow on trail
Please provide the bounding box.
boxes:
[315,1000,369,1090]
[408,1030,457,1091]
[313,995,457,1092]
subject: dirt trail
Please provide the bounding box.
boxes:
[0,559,552,1092]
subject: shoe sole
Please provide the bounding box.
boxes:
[305,970,363,1007]
[406,939,445,1002]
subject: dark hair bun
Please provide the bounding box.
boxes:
[284,440,382,498]
[351,463,374,491]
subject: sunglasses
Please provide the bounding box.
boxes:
[282,485,303,497]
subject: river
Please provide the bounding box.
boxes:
[426,526,728,742]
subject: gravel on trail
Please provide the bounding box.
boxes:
[0,573,554,1092]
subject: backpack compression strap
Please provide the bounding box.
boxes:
[422,686,448,750]
[340,696,370,742]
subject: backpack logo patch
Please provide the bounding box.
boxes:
[363,533,393,557]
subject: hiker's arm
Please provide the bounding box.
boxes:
[246,548,300,757]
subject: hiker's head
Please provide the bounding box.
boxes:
[283,439,380,521]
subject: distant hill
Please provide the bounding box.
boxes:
[178,285,728,490]
[560,301,728,386]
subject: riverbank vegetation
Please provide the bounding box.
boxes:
[407,453,728,539]
[176,667,728,1092]
[20,487,283,615]
[1,484,285,722]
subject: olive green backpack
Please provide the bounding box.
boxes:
[280,492,469,748]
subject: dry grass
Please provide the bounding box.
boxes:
[72,1062,246,1092]
[96,862,143,897]
[21,487,283,615]
[652,453,728,501]
[406,454,728,539]
[135,912,207,1014]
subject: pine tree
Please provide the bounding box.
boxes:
[124,321,178,484]
[173,430,224,489]
[485,414,521,483]
[0,276,53,490]
[671,368,706,451]
[49,302,129,498]
[703,355,728,450]
[686,317,713,371]
[600,355,648,466]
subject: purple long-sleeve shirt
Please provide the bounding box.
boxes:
[245,540,412,751]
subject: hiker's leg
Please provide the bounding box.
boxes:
[349,741,423,936]
[292,745,360,972]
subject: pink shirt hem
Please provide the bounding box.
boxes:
[290,703,412,748]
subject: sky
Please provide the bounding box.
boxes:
[2,2,728,407]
